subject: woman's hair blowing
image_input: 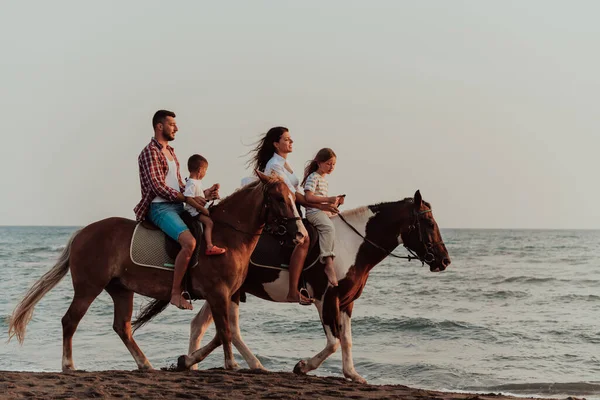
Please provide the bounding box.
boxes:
[247,127,289,172]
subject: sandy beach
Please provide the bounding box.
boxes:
[0,369,570,400]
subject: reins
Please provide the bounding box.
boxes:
[337,208,442,266]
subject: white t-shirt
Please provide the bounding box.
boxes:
[153,158,181,203]
[183,178,203,217]
[264,153,300,194]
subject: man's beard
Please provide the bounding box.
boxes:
[161,131,175,141]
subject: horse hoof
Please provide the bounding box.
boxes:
[293,360,308,375]
[176,355,189,371]
[347,374,367,384]
[226,361,240,370]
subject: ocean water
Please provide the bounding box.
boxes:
[1,226,599,399]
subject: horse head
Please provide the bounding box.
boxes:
[398,190,450,272]
[256,171,307,245]
[365,190,450,272]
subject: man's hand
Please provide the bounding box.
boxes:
[193,196,208,207]
[205,183,221,200]
[336,195,345,206]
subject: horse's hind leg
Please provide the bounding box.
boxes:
[61,291,103,371]
[106,285,153,370]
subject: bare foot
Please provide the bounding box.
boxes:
[287,291,313,305]
[170,294,193,310]
[324,263,338,287]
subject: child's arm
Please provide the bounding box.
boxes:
[186,197,210,216]
[304,191,337,204]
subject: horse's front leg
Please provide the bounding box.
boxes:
[228,295,265,370]
[339,302,366,383]
[293,295,340,375]
[187,301,214,371]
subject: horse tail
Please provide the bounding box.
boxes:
[8,229,80,344]
[132,299,169,333]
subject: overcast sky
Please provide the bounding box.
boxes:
[1,1,598,229]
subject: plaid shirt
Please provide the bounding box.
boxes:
[134,138,185,221]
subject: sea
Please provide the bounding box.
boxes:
[1,226,599,399]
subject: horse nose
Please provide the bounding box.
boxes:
[442,258,451,268]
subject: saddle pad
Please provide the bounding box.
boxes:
[130,223,199,271]
[250,221,320,271]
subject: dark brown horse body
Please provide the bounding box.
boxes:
[8,173,306,371]
[177,190,450,382]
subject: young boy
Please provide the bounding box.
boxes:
[184,154,226,255]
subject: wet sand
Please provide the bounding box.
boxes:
[0,369,571,400]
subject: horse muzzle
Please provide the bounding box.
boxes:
[429,256,451,272]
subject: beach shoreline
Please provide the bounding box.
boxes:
[0,369,570,400]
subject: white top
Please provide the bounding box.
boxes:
[183,178,203,216]
[264,153,300,194]
[303,171,329,215]
[153,158,181,203]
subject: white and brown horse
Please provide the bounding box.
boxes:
[136,190,450,382]
[8,172,307,371]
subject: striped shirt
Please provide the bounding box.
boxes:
[133,138,184,221]
[303,172,328,215]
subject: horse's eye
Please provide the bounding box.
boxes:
[278,198,286,204]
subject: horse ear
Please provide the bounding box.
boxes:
[255,170,271,184]
[414,190,422,208]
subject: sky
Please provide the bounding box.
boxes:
[1,1,598,229]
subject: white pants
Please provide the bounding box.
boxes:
[307,210,335,263]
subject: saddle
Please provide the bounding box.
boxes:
[130,212,203,270]
[250,220,320,271]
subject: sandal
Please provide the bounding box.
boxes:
[206,245,226,256]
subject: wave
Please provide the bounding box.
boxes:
[554,293,600,302]
[351,316,496,341]
[495,276,556,284]
[18,245,66,254]
[474,381,600,396]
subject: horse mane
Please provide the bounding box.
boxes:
[341,197,423,217]
[209,175,286,212]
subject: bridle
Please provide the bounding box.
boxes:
[337,207,445,267]
[210,186,301,239]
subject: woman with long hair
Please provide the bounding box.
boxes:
[248,127,338,304]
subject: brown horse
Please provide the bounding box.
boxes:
[134,190,450,382]
[8,172,307,371]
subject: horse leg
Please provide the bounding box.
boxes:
[293,298,340,375]
[106,285,153,370]
[178,333,222,370]
[178,289,234,370]
[61,291,102,371]
[207,291,236,370]
[187,302,214,371]
[339,302,366,383]
[228,297,265,370]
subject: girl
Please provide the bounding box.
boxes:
[302,148,345,287]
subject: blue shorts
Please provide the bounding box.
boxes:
[148,202,189,241]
